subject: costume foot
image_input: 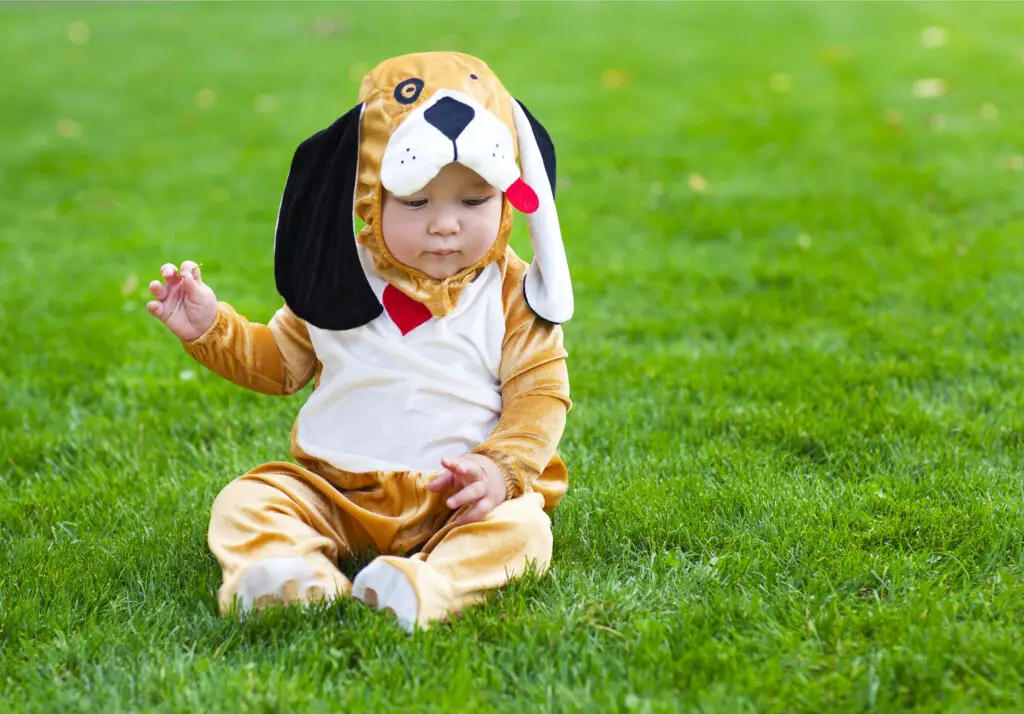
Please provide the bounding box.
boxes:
[235,557,329,612]
[352,560,419,633]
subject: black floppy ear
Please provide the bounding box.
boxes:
[274,104,382,331]
[513,98,556,196]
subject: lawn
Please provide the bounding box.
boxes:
[3,1,1024,711]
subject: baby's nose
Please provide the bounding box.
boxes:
[429,218,459,236]
[424,97,475,141]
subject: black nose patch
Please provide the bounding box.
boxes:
[424,97,475,142]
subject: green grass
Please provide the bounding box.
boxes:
[3,1,1024,711]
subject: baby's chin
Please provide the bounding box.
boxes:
[415,254,471,280]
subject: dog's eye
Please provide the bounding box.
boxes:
[469,74,478,80]
[394,78,424,105]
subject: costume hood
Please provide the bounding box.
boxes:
[274,51,573,329]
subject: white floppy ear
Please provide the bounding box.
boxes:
[511,100,574,324]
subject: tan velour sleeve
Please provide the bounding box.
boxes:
[472,258,571,499]
[181,301,317,396]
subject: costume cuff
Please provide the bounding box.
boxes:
[472,447,526,501]
[181,302,228,351]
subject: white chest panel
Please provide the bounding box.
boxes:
[295,246,505,473]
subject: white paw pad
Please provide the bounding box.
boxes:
[352,560,419,633]
[235,557,327,611]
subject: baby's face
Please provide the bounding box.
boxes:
[381,163,502,279]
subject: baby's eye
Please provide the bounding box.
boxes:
[463,196,491,207]
[401,198,428,208]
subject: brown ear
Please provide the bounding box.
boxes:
[274,104,383,331]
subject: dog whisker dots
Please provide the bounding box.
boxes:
[67,21,90,45]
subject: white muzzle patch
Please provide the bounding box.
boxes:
[380,89,520,197]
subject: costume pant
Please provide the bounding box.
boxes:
[208,461,553,628]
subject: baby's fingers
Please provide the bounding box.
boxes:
[447,481,486,510]
[440,456,462,471]
[149,280,167,300]
[179,268,196,293]
[180,260,201,282]
[457,498,495,526]
[441,456,482,481]
[146,300,164,318]
[427,471,455,492]
[160,263,180,284]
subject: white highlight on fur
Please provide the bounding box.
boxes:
[511,100,574,324]
[352,560,420,633]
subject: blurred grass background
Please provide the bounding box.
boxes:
[3,2,1024,711]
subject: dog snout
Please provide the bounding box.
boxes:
[424,97,476,142]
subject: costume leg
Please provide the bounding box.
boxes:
[208,463,358,613]
[351,492,552,631]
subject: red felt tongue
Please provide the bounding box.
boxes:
[383,284,432,335]
[506,178,539,214]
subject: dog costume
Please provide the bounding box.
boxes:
[183,52,573,631]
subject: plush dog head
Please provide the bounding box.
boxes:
[274,52,573,331]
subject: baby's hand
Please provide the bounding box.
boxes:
[428,454,506,525]
[146,260,218,342]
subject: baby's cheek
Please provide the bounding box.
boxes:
[382,219,417,259]
[466,234,495,263]
[478,207,503,245]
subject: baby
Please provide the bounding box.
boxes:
[147,52,573,631]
